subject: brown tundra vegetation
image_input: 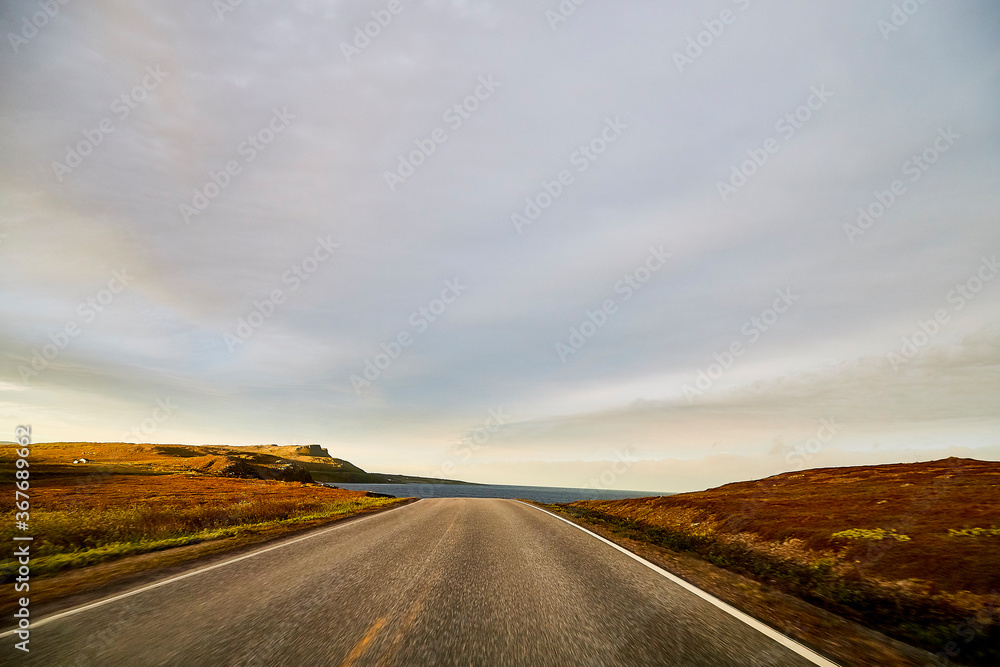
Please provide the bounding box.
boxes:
[559,457,1000,666]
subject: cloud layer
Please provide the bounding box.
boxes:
[2,0,999,491]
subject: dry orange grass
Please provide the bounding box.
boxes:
[0,444,405,580]
[25,473,368,512]
[575,457,1000,593]
[561,457,1000,665]
[6,474,390,560]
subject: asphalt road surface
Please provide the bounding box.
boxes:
[5,498,834,666]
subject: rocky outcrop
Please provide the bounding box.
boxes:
[217,458,314,483]
[294,445,331,458]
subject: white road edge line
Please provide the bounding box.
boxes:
[516,500,841,667]
[0,504,409,639]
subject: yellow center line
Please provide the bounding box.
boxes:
[347,507,459,665]
[377,597,427,666]
[376,515,458,664]
[340,616,387,667]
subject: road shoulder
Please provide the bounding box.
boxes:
[527,501,938,667]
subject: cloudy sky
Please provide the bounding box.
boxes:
[2,0,998,492]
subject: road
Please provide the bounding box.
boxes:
[5,498,833,666]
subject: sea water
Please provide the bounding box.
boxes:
[326,482,671,504]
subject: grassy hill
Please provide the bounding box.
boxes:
[1,441,472,485]
[551,457,1000,665]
